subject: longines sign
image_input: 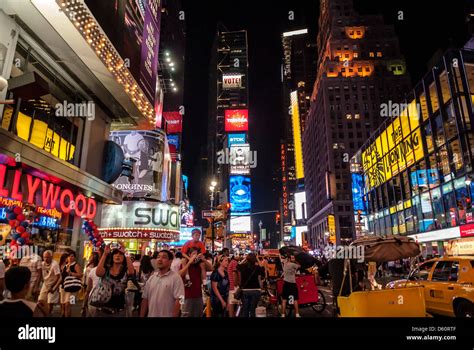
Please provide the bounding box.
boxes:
[101,201,180,231]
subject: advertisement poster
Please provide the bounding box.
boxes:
[101,201,180,232]
[230,215,251,233]
[225,109,249,132]
[230,175,251,215]
[228,133,246,147]
[163,112,183,133]
[110,130,168,201]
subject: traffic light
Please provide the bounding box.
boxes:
[276,212,281,224]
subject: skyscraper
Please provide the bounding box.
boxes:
[303,0,411,248]
[207,27,252,249]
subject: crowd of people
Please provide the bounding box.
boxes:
[0,228,305,318]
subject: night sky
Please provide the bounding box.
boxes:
[180,0,469,233]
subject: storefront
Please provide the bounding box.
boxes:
[0,153,115,259]
[229,233,254,252]
[99,200,180,255]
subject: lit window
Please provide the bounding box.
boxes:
[354,114,360,119]
[353,52,358,58]
[369,52,375,57]
[377,52,382,57]
[333,143,339,149]
[346,114,352,120]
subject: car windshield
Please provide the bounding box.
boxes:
[410,261,436,280]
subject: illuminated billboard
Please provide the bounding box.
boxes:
[225,109,249,132]
[229,175,251,215]
[351,173,366,213]
[167,134,179,150]
[222,74,242,89]
[228,133,246,147]
[230,144,251,175]
[294,191,307,220]
[168,226,202,246]
[290,91,304,179]
[109,130,169,201]
[361,100,423,191]
[163,112,183,134]
[230,215,251,233]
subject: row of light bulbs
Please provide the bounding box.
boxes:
[58,0,157,125]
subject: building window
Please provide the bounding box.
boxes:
[354,114,360,119]
[376,52,382,57]
[346,114,352,120]
[369,52,375,58]
[353,52,359,58]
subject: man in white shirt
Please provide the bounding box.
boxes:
[38,250,60,314]
[140,250,184,317]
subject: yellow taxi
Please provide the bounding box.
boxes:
[387,239,474,317]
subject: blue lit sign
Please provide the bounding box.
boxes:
[351,173,366,213]
[34,216,59,229]
[167,134,180,149]
[230,175,251,215]
[410,170,439,189]
[228,133,246,147]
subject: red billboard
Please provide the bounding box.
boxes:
[163,112,183,133]
[460,223,474,237]
[225,109,249,132]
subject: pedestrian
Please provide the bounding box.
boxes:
[19,250,42,301]
[83,253,100,293]
[170,251,182,273]
[227,252,240,317]
[140,250,184,317]
[81,252,101,317]
[150,251,159,271]
[133,254,141,275]
[181,228,208,285]
[210,255,230,317]
[38,250,61,315]
[179,249,205,317]
[0,266,48,317]
[53,252,69,317]
[235,253,264,317]
[280,254,301,317]
[61,250,82,317]
[95,244,135,317]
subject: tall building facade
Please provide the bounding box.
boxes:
[303,0,411,248]
[351,47,474,257]
[280,29,317,245]
[207,28,252,250]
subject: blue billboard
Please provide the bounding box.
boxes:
[228,133,246,147]
[230,175,251,215]
[167,134,179,149]
[169,226,202,246]
[410,169,439,190]
[351,173,366,213]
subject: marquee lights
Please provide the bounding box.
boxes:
[56,0,157,125]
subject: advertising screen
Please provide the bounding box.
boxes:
[225,109,249,132]
[167,134,180,149]
[101,201,180,232]
[290,91,304,179]
[229,176,251,215]
[228,133,246,147]
[222,74,242,89]
[163,112,183,134]
[294,191,307,220]
[109,130,168,201]
[351,173,366,213]
[230,215,251,233]
[361,100,422,191]
[230,144,251,175]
